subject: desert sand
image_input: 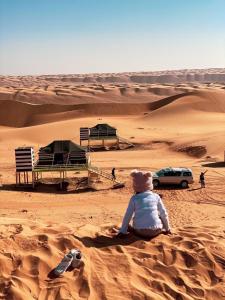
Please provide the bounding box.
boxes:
[0,70,225,300]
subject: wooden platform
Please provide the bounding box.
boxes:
[16,161,124,190]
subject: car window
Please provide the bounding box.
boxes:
[174,171,182,176]
[156,170,164,176]
[164,171,174,176]
[183,171,192,176]
[168,171,175,176]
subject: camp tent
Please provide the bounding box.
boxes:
[37,140,87,165]
[89,123,117,138]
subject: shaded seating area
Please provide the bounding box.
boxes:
[37,140,88,167]
[80,123,133,150]
[80,123,129,150]
[89,123,117,139]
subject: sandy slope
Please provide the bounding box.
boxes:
[0,221,224,300]
[0,83,185,105]
[0,81,225,300]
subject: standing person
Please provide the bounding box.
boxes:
[117,170,171,238]
[112,167,116,181]
[199,170,208,188]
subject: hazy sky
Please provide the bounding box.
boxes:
[0,0,225,75]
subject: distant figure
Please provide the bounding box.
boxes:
[199,170,208,188]
[112,167,116,180]
[117,170,171,238]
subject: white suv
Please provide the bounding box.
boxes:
[153,167,194,188]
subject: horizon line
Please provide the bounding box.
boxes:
[0,66,225,77]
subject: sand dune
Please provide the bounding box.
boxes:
[148,90,225,116]
[1,68,225,86]
[0,83,185,105]
[0,221,224,300]
[0,75,225,300]
[0,88,225,160]
[1,89,225,129]
[137,90,225,157]
[0,100,153,127]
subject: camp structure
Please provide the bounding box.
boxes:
[15,140,123,190]
[80,123,133,150]
[36,140,88,167]
[33,140,89,188]
[15,147,34,186]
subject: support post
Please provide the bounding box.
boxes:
[35,172,37,186]
[60,171,62,190]
[87,170,90,187]
[32,172,35,188]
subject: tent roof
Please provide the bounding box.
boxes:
[90,123,116,130]
[40,140,85,153]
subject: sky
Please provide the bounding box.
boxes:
[0,0,225,75]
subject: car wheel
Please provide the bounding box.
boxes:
[180,180,188,188]
[153,179,160,188]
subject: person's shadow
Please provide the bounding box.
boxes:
[187,187,202,192]
[73,231,167,249]
[201,162,225,168]
[46,231,169,279]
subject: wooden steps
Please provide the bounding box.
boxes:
[88,165,121,184]
[117,136,134,147]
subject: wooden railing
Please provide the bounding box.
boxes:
[117,136,134,147]
[33,163,88,172]
[88,165,120,183]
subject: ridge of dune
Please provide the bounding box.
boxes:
[1,68,225,85]
[0,84,185,105]
[149,89,225,114]
[1,89,225,128]
[141,90,225,123]
[0,222,224,300]
[0,100,153,127]
[138,89,225,158]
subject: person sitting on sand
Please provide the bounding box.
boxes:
[117,170,171,238]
